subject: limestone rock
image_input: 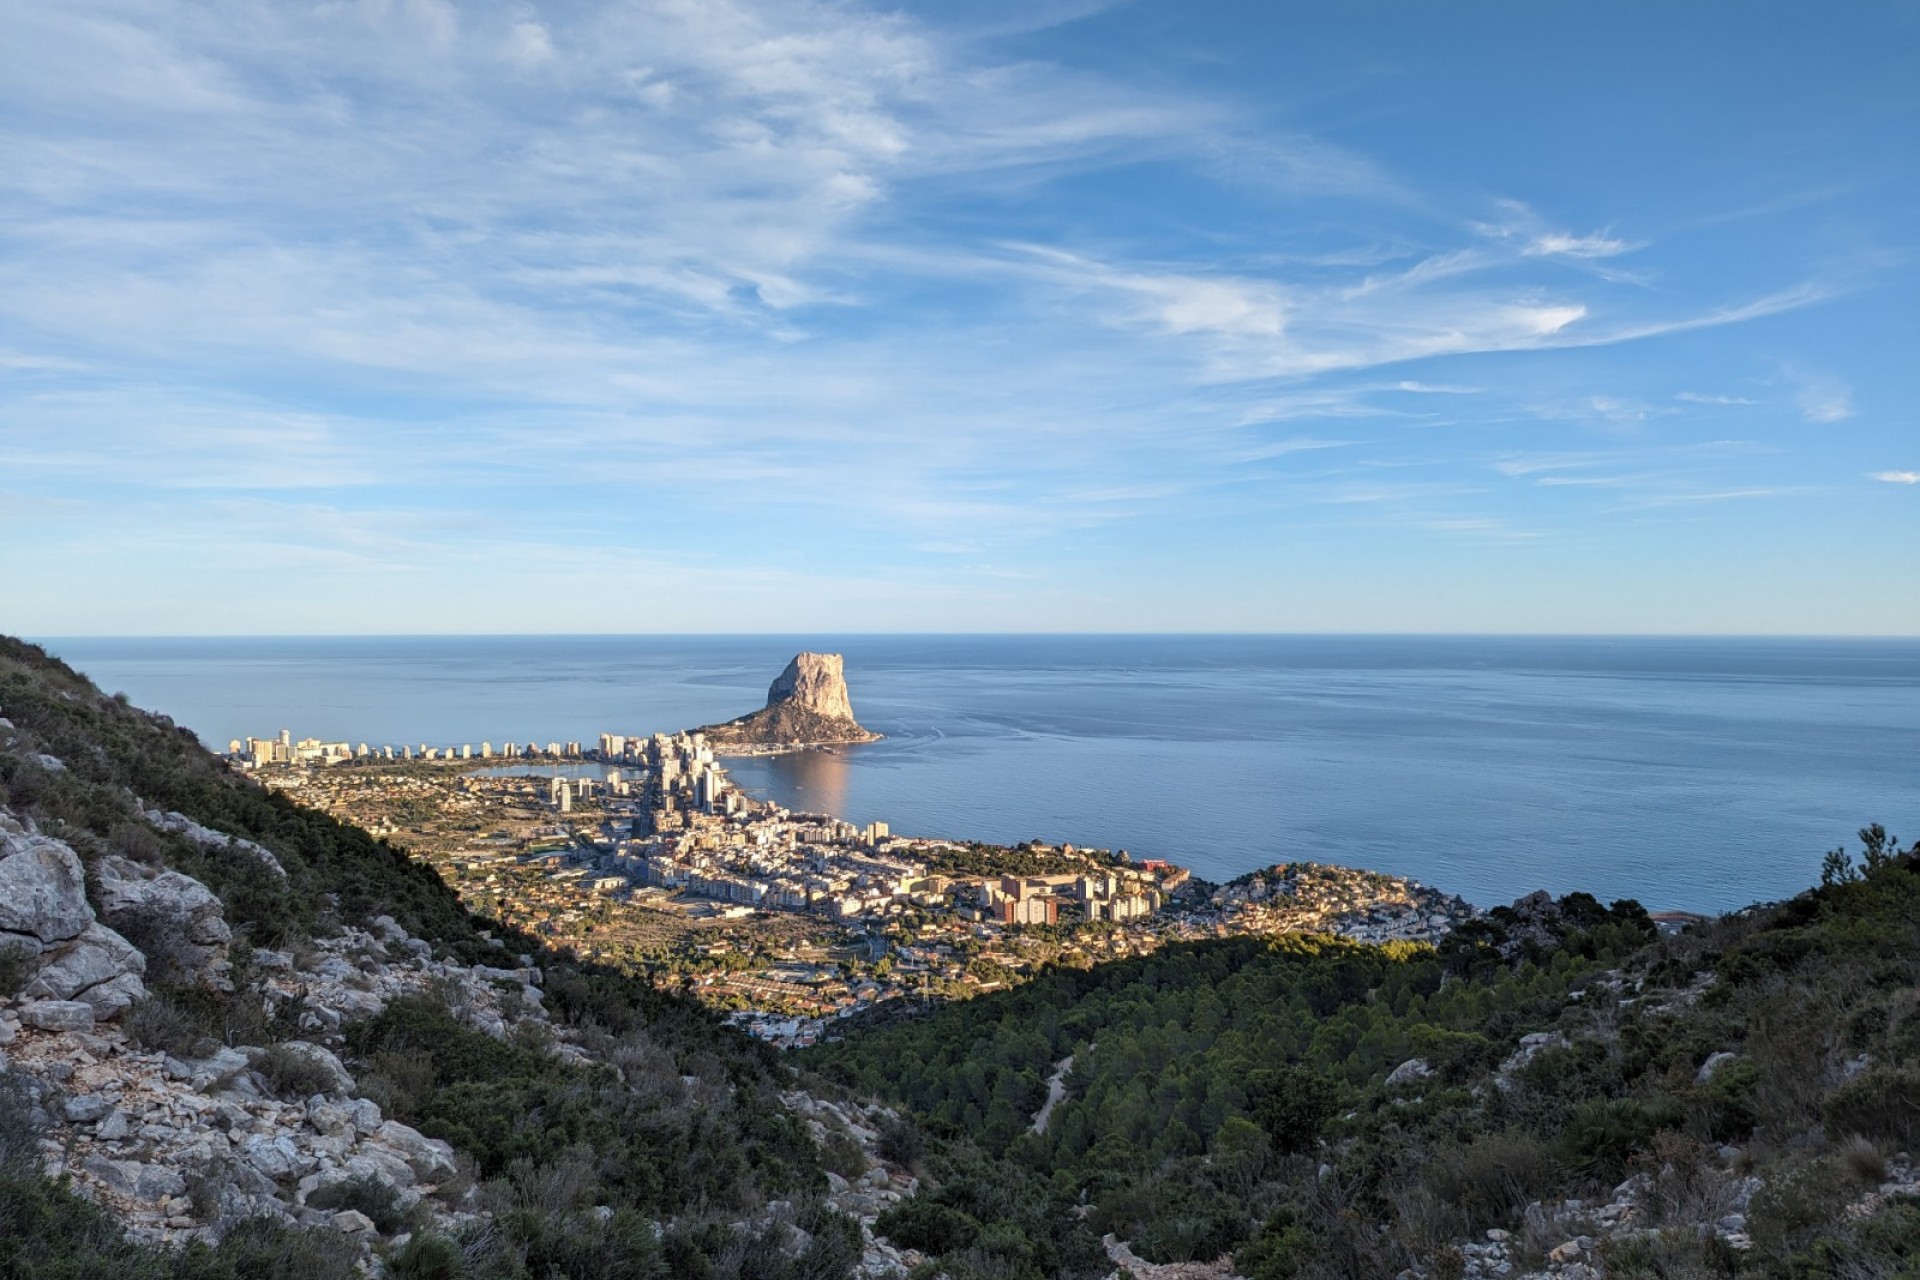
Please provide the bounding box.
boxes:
[22,922,147,1014]
[1697,1051,1739,1082]
[241,1133,314,1182]
[374,1119,457,1180]
[0,831,94,944]
[1387,1058,1434,1086]
[20,999,96,1032]
[94,856,232,987]
[63,1093,116,1123]
[142,808,286,878]
[697,652,881,747]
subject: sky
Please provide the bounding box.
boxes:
[1,1,1916,636]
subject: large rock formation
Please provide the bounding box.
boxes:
[696,652,880,748]
[0,816,149,1018]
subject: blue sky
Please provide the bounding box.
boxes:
[2,0,1915,635]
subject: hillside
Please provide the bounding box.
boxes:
[0,636,910,1279]
[804,841,1920,1279]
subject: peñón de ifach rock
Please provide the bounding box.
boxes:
[696,652,880,748]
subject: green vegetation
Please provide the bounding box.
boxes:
[807,834,1920,1280]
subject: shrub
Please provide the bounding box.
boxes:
[1821,1065,1920,1148]
[1425,1130,1559,1234]
[875,1196,980,1254]
[123,990,221,1059]
[385,1234,462,1280]
[1835,1133,1889,1185]
[1559,1097,1683,1183]
[0,940,34,999]
[1748,1157,1858,1257]
[256,1044,341,1101]
[820,1131,868,1180]
[307,1174,411,1234]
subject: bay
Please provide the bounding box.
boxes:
[31,634,1920,913]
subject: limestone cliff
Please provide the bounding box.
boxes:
[697,652,880,748]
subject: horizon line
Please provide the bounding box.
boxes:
[21,631,1920,643]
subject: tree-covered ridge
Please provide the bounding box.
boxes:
[806,839,1920,1280]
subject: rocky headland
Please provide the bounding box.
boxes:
[697,651,881,749]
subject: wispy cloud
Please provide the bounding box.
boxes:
[1869,470,1919,484]
[1789,370,1855,424]
[1524,231,1641,259]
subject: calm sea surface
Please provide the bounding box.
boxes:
[30,635,1920,913]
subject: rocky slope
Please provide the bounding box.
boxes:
[0,636,912,1278]
[698,651,881,748]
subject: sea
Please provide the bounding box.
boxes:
[28,635,1920,915]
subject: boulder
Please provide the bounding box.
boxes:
[63,1093,116,1123]
[374,1120,457,1180]
[345,1149,416,1189]
[82,1155,186,1202]
[1386,1058,1434,1086]
[19,1000,95,1032]
[94,856,232,988]
[0,832,93,944]
[77,971,148,1019]
[346,1097,383,1136]
[24,921,145,992]
[241,1133,314,1182]
[1697,1051,1739,1083]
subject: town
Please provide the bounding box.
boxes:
[240,727,1479,1045]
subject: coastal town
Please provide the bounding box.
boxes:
[236,654,1478,1045]
[248,734,1475,1045]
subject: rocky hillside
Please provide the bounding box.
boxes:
[699,652,881,748]
[0,636,915,1279]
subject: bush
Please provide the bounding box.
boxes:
[1559,1098,1683,1183]
[306,1175,411,1234]
[819,1132,868,1180]
[1821,1065,1920,1148]
[1748,1157,1858,1257]
[256,1045,341,1102]
[876,1196,979,1254]
[1425,1130,1559,1234]
[384,1235,462,1280]
[122,991,221,1059]
[0,941,34,999]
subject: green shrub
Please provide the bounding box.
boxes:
[1425,1130,1559,1234]
[256,1045,341,1102]
[1558,1097,1683,1182]
[1748,1157,1859,1257]
[1821,1065,1920,1148]
[819,1131,868,1180]
[384,1235,462,1280]
[306,1175,410,1234]
[875,1196,980,1254]
[122,991,222,1059]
